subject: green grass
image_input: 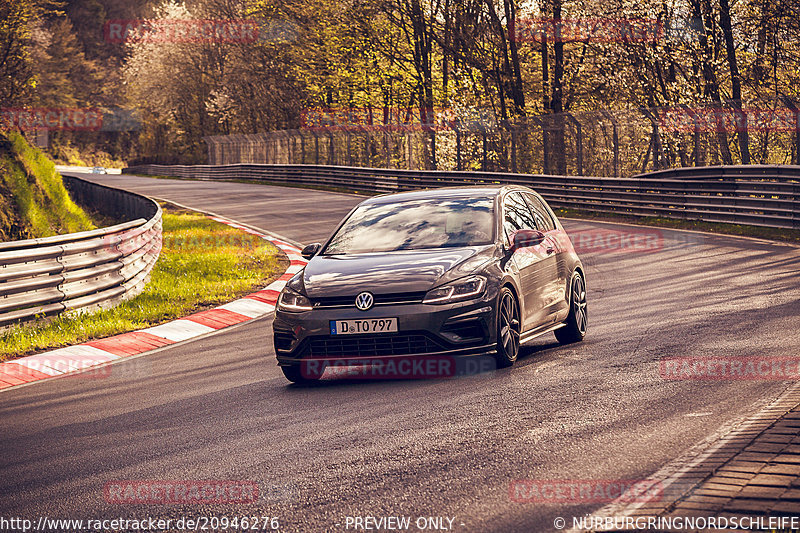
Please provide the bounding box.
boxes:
[0,131,95,240]
[0,205,287,360]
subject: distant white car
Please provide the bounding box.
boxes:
[91,166,107,174]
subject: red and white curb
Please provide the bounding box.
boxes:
[0,216,307,391]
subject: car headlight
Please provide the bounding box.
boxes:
[423,275,487,304]
[277,287,313,312]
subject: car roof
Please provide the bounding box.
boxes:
[361,185,531,205]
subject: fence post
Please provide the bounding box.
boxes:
[361,127,370,167]
[270,132,277,164]
[430,128,438,171]
[613,121,619,177]
[639,107,663,170]
[456,129,462,171]
[261,133,268,164]
[797,110,800,166]
[366,129,374,166]
[781,97,800,165]
[327,131,335,165]
[680,104,702,166]
[601,109,620,177]
[278,130,289,164]
[543,127,550,174]
[511,127,518,173]
[384,130,390,168]
[565,113,583,175]
[694,117,701,166]
[529,115,548,174]
[202,137,214,165]
[480,124,488,171]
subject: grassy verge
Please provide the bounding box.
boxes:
[0,131,96,241]
[554,208,800,244]
[0,203,287,361]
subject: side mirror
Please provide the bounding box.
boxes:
[301,242,321,260]
[509,229,545,254]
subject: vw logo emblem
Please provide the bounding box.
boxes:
[355,292,374,311]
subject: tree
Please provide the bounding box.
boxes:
[0,0,41,106]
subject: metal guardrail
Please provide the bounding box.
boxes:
[0,175,162,328]
[125,163,799,230]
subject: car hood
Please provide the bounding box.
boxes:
[302,246,496,298]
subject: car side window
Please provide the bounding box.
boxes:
[503,192,538,244]
[523,193,556,232]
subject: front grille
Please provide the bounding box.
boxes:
[311,292,426,308]
[302,332,447,357]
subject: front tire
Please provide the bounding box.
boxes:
[555,271,587,344]
[495,287,521,368]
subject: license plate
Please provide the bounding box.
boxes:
[330,318,398,335]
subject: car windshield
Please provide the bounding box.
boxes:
[323,197,495,254]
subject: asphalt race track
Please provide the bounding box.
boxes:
[1,174,799,532]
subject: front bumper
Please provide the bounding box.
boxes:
[273,296,498,366]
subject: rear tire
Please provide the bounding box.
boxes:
[555,271,587,344]
[281,364,323,384]
[494,287,521,368]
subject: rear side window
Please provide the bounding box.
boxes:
[502,192,538,243]
[523,193,556,232]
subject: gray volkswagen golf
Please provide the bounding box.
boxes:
[273,185,586,383]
